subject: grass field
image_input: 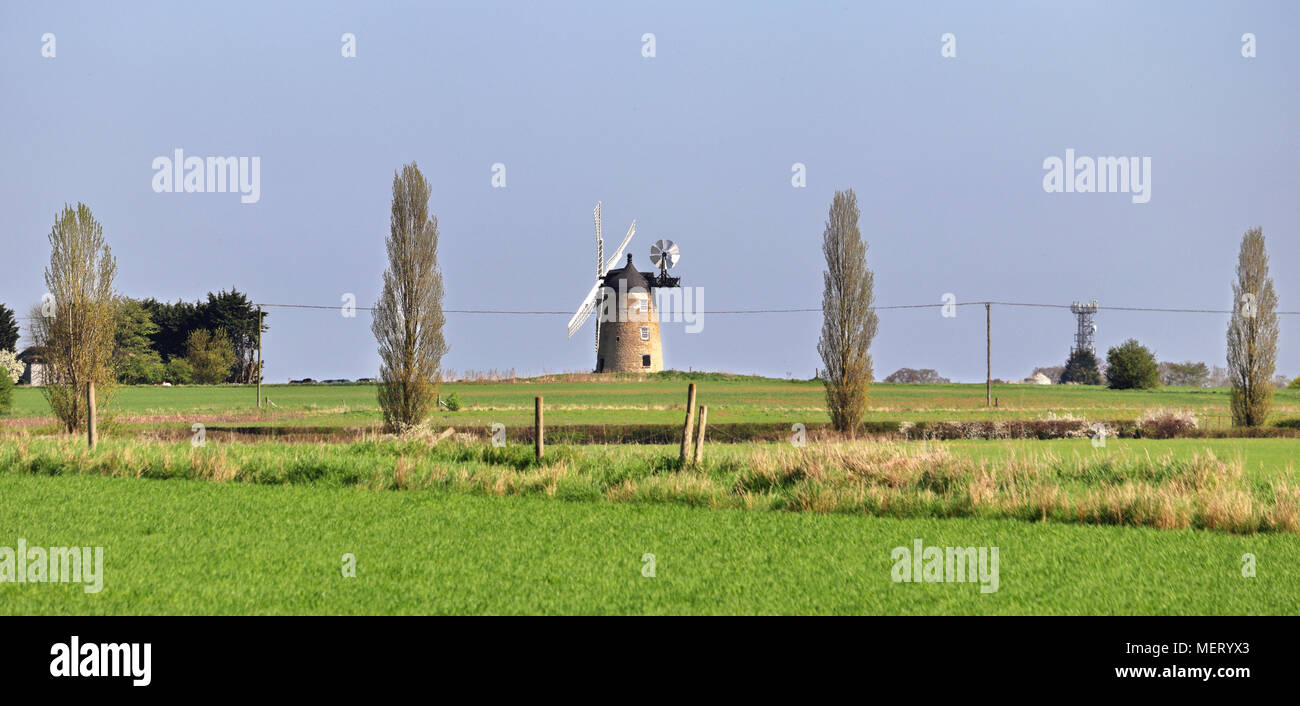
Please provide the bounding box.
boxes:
[1,473,1294,615]
[4,436,1297,533]
[946,437,1299,476]
[6,377,1299,430]
[4,375,1299,615]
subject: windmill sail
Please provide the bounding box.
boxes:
[567,282,602,338]
[594,202,603,353]
[568,204,636,340]
[603,221,636,272]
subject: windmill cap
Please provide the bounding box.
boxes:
[603,253,650,291]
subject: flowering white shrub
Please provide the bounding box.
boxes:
[0,350,22,384]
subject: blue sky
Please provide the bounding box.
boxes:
[2,1,1296,382]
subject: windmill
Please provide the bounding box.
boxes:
[566,203,682,373]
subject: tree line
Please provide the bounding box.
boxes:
[6,161,448,440]
[0,204,267,433]
[817,190,1287,430]
[115,291,265,385]
[1,289,265,389]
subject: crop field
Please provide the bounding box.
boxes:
[6,375,1300,431]
[1,473,1296,615]
[3,375,1299,615]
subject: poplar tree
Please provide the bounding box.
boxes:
[372,163,447,431]
[817,189,878,435]
[1226,227,1278,426]
[31,203,118,437]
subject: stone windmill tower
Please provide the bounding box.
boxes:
[567,202,681,373]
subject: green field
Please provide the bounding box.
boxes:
[4,375,1299,615]
[6,377,1299,430]
[4,435,1298,534]
[1,473,1294,615]
[946,437,1299,476]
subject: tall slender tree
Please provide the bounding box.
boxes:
[371,162,447,432]
[1226,227,1278,426]
[30,203,118,436]
[817,189,878,435]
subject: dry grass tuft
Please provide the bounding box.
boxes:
[2,435,1295,535]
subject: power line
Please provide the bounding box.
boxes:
[15,300,1300,319]
[257,303,570,314]
[251,301,1300,315]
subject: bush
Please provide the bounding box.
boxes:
[444,392,461,411]
[1060,349,1103,385]
[164,358,195,384]
[119,355,167,384]
[1,349,23,384]
[1159,361,1210,387]
[1135,408,1199,439]
[883,368,950,384]
[1289,377,1300,390]
[0,367,12,415]
[1106,339,1160,390]
[185,328,236,384]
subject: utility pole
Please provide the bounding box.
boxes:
[256,305,263,409]
[985,302,992,406]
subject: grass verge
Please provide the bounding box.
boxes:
[3,437,1297,534]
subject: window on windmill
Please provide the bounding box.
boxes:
[640,326,649,341]
[628,296,648,321]
[642,354,651,367]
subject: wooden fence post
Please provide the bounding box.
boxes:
[680,383,697,463]
[692,405,708,466]
[535,396,544,460]
[87,381,97,449]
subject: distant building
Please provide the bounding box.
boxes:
[1026,373,1052,385]
[17,347,48,386]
